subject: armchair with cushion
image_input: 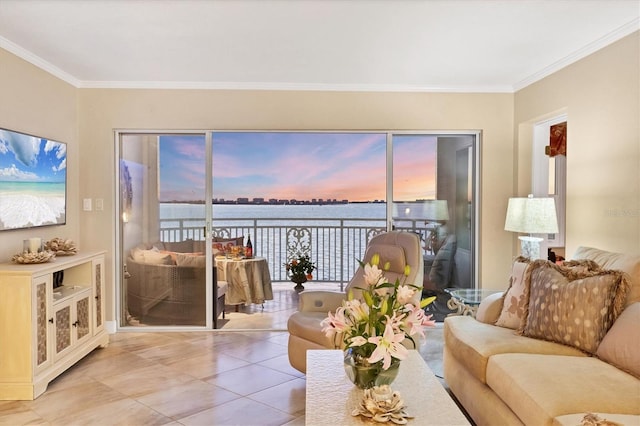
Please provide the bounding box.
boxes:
[287,230,424,373]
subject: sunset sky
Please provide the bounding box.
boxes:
[158,132,436,202]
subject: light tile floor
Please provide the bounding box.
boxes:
[0,283,447,426]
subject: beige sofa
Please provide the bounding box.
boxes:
[444,247,640,426]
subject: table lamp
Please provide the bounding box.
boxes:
[504,194,558,259]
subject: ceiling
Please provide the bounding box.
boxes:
[0,0,638,92]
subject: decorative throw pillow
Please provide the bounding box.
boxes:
[214,236,244,246]
[562,259,602,274]
[520,260,629,354]
[596,302,640,378]
[213,241,237,253]
[495,256,530,329]
[141,249,173,265]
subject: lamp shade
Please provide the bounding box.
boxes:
[504,196,558,234]
[392,199,449,221]
[423,199,449,221]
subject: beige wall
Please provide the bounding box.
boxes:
[0,49,79,257]
[76,89,515,321]
[515,31,640,257]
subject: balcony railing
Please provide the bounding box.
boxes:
[159,217,431,290]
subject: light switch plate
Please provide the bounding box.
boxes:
[83,198,92,211]
[95,198,104,211]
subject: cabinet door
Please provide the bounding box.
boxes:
[53,300,73,362]
[32,275,52,375]
[74,293,92,345]
[92,257,105,334]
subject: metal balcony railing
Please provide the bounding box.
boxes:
[159,217,431,290]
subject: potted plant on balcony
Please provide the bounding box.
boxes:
[284,254,316,291]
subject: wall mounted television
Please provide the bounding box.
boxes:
[0,127,67,231]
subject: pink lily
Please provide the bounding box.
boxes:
[367,319,408,369]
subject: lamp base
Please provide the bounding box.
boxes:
[518,236,543,259]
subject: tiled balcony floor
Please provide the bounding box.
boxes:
[0,284,447,426]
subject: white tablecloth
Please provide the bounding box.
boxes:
[215,257,273,305]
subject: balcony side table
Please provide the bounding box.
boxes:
[445,288,502,317]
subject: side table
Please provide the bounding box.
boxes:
[445,288,502,317]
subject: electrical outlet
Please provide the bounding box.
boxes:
[96,198,104,211]
[83,198,92,211]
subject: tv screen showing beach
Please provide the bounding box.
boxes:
[0,128,67,231]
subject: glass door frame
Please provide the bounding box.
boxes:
[114,129,482,330]
[115,129,213,331]
[386,130,481,290]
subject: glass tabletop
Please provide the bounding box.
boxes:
[445,288,502,306]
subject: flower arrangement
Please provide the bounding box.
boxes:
[321,254,436,370]
[284,254,316,281]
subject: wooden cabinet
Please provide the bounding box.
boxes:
[0,251,109,400]
[51,289,92,362]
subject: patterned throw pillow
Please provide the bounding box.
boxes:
[495,257,531,329]
[520,260,629,354]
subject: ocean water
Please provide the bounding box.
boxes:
[160,202,387,221]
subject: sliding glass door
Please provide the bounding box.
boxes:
[391,133,476,290]
[117,130,478,329]
[119,133,213,328]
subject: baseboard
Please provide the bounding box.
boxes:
[105,320,117,334]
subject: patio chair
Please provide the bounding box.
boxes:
[286,230,424,373]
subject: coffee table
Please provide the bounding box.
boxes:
[305,350,470,425]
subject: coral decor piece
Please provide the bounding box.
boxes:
[351,385,413,424]
[581,413,622,426]
[12,251,55,264]
[45,238,78,255]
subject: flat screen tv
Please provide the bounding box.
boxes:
[0,127,67,231]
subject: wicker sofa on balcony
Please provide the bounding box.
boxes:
[126,240,227,327]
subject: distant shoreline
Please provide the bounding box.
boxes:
[160,200,407,206]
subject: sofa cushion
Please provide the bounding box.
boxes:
[596,302,640,378]
[573,246,640,307]
[444,316,586,384]
[130,247,173,265]
[486,354,640,426]
[175,253,206,267]
[521,260,629,354]
[495,257,530,329]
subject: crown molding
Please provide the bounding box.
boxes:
[0,36,80,87]
[77,80,514,93]
[513,18,640,92]
[3,19,637,95]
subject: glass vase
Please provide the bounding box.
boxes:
[343,349,400,389]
